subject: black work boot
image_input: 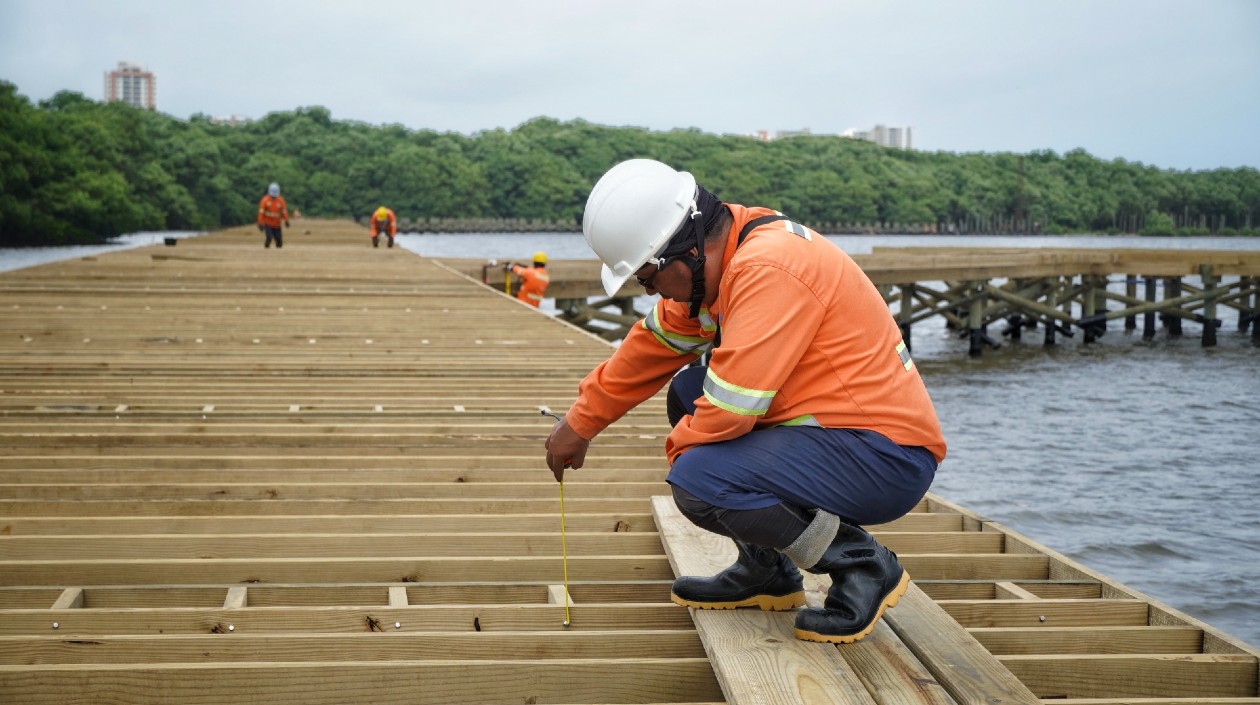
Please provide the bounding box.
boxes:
[671,540,805,611]
[793,522,910,644]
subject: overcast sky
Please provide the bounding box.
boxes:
[2,0,1257,171]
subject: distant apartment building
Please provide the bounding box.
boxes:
[844,124,913,150]
[752,127,815,141]
[210,115,253,126]
[104,62,156,110]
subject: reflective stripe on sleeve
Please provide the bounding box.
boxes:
[642,306,712,356]
[896,340,914,371]
[702,368,775,416]
[776,414,820,427]
[697,308,717,334]
[785,220,812,240]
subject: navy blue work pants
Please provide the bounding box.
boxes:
[665,366,935,547]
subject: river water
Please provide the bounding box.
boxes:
[4,230,1258,648]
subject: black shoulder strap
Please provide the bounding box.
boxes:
[704,214,793,354]
[737,214,791,247]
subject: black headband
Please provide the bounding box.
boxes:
[659,185,724,257]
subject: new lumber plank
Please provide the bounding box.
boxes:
[969,626,1204,655]
[0,659,724,705]
[998,654,1258,698]
[882,586,1041,705]
[0,604,695,635]
[0,630,706,664]
[653,495,948,705]
[0,555,676,585]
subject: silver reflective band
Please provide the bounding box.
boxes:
[697,309,716,334]
[642,306,711,356]
[702,369,775,416]
[896,341,914,371]
[784,510,842,570]
[786,219,811,240]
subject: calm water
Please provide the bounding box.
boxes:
[6,230,1259,647]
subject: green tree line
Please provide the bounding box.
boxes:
[3,81,1259,246]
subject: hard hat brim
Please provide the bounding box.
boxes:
[600,264,631,297]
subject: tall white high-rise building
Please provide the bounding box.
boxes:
[843,125,913,150]
[104,62,156,110]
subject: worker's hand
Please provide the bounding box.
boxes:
[545,415,590,483]
[503,262,514,272]
[257,224,265,232]
[284,221,290,228]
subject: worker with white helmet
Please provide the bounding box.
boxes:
[544,158,946,644]
[257,182,290,249]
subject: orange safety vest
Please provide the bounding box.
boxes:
[566,204,946,465]
[370,209,397,237]
[257,195,289,228]
[510,264,550,307]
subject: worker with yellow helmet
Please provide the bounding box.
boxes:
[504,251,550,307]
[369,206,397,248]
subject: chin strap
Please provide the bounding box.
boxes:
[686,207,707,318]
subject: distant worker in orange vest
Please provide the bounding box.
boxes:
[257,182,290,249]
[370,206,397,248]
[505,251,550,307]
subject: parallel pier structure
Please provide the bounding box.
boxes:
[1,220,1257,704]
[452,247,1260,353]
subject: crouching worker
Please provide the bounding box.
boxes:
[371,206,397,248]
[543,159,946,643]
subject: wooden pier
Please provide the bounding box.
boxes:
[1,219,1257,704]
[447,246,1260,352]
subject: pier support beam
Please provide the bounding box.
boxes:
[899,284,914,352]
[1124,276,1138,331]
[1082,277,1099,344]
[1166,277,1184,336]
[1250,278,1260,342]
[1044,282,1058,347]
[1201,266,1218,348]
[1143,275,1157,340]
[966,282,998,358]
[1241,276,1256,335]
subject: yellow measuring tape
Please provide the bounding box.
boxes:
[541,408,573,627]
[559,479,571,627]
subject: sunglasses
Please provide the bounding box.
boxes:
[635,251,693,288]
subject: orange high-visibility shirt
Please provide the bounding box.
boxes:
[370,209,397,237]
[510,264,550,307]
[566,204,946,465]
[257,195,289,228]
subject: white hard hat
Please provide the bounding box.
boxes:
[583,159,697,296]
[268,183,280,197]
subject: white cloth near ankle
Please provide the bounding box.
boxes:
[783,509,841,570]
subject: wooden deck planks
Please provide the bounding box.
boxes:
[1,220,1257,704]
